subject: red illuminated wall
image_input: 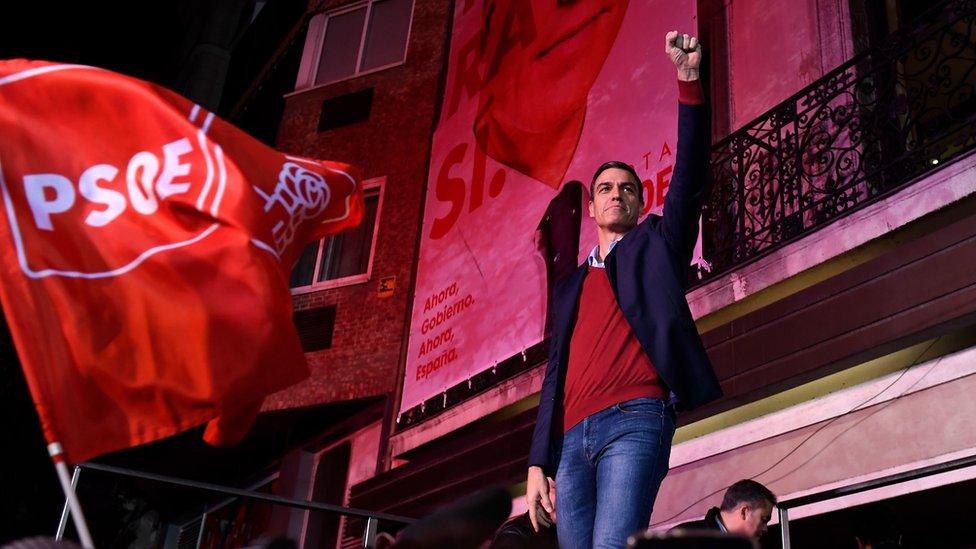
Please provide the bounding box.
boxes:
[265,0,452,409]
[700,0,852,135]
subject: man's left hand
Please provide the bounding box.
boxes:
[665,31,701,81]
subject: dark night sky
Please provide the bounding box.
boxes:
[0,1,217,87]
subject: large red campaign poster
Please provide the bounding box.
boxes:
[401,0,697,414]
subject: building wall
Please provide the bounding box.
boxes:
[268,410,384,547]
[655,345,976,528]
[266,0,452,409]
[351,336,976,526]
[700,0,853,135]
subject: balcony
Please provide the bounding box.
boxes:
[697,0,976,286]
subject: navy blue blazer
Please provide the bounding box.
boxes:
[528,100,723,474]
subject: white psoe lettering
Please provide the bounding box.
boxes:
[23,138,194,231]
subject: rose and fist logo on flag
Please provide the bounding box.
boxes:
[0,60,364,464]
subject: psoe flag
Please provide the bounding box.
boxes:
[0,60,364,464]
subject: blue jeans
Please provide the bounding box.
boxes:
[555,397,676,549]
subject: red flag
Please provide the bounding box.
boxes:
[0,60,364,463]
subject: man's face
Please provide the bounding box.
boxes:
[588,167,642,232]
[478,0,628,132]
[739,501,774,538]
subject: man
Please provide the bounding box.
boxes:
[672,479,777,540]
[525,31,723,549]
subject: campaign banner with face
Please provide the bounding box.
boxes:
[0,60,363,463]
[401,0,697,414]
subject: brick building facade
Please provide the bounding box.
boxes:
[267,0,452,409]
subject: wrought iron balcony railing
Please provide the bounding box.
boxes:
[697,0,976,286]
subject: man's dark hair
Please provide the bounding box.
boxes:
[590,160,643,203]
[719,479,777,511]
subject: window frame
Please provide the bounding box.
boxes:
[289,176,385,295]
[292,0,416,92]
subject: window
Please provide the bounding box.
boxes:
[290,180,383,292]
[295,0,414,89]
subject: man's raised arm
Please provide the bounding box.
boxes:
[661,31,711,263]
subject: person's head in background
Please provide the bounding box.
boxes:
[718,479,777,539]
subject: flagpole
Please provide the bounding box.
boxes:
[49,443,95,549]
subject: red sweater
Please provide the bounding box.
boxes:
[562,267,667,432]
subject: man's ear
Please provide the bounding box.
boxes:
[739,504,751,521]
[588,199,595,218]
